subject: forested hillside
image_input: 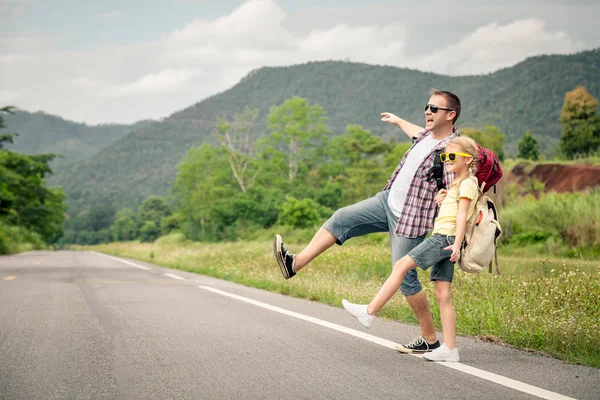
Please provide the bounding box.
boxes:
[48,49,600,214]
[0,111,152,169]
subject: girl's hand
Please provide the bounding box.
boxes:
[444,243,461,263]
[434,189,447,206]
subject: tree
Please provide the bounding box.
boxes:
[384,142,412,171]
[517,130,539,160]
[216,107,261,192]
[139,221,161,242]
[559,86,600,158]
[0,106,66,243]
[264,97,329,182]
[76,230,97,245]
[88,203,116,232]
[461,125,506,161]
[110,216,138,241]
[160,213,181,235]
[171,143,236,240]
[321,124,393,204]
[115,208,136,220]
[138,196,170,227]
[0,106,17,149]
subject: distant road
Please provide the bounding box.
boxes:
[0,251,598,400]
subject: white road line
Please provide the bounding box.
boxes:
[198,285,576,400]
[92,252,151,270]
[164,273,185,280]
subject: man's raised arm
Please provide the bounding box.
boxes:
[381,112,424,139]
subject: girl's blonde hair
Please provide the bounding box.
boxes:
[447,136,478,188]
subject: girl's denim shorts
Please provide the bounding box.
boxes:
[408,233,456,283]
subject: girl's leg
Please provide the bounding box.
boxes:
[367,255,418,315]
[435,281,456,349]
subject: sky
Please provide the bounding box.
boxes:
[1,0,599,124]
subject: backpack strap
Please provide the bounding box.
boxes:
[427,131,461,191]
[492,250,501,274]
[488,198,501,274]
[428,148,445,191]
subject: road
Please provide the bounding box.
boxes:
[0,251,598,400]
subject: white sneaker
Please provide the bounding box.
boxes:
[422,343,460,362]
[342,299,375,328]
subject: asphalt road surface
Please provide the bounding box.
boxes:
[0,251,598,400]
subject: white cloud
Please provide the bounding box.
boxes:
[101,68,200,97]
[408,19,584,76]
[299,24,406,65]
[0,0,589,124]
[69,77,102,88]
[164,0,294,51]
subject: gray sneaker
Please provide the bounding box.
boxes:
[395,336,440,354]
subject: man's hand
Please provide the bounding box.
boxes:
[434,189,447,206]
[380,112,423,139]
[380,112,401,126]
[444,242,461,263]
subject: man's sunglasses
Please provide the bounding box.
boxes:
[425,104,453,113]
[440,152,472,162]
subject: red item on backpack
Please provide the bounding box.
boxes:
[429,142,503,193]
[475,144,503,193]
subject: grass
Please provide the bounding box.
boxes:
[82,236,600,368]
[503,156,600,171]
[498,188,599,259]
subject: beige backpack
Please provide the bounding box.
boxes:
[457,177,502,274]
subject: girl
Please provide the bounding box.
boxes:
[342,136,480,362]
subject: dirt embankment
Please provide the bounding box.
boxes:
[510,163,600,193]
[491,162,600,204]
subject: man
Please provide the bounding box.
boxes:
[274,90,460,354]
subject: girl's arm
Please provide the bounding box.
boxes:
[446,197,472,262]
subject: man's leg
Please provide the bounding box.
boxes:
[293,228,337,272]
[274,192,389,278]
[405,290,437,344]
[390,234,439,352]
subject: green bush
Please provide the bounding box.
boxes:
[155,231,187,245]
[277,197,322,228]
[160,214,182,235]
[509,231,552,246]
[0,223,45,254]
[140,221,161,243]
[500,188,599,252]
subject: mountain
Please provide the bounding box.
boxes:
[48,49,600,213]
[0,110,153,169]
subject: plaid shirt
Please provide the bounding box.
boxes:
[382,128,458,238]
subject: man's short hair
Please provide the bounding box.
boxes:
[430,89,461,124]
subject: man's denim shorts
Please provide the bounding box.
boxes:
[408,233,456,283]
[322,190,427,296]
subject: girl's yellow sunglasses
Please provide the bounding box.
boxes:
[440,152,472,162]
